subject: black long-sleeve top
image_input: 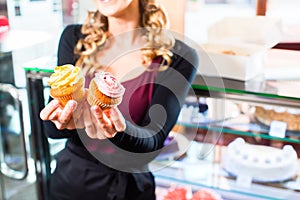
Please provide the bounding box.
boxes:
[44,25,198,171]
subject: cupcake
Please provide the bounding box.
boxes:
[48,64,85,106]
[87,71,125,110]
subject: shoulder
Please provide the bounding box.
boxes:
[155,39,199,84]
[57,24,84,65]
[172,39,198,58]
[169,39,199,73]
[62,24,83,35]
[60,24,84,43]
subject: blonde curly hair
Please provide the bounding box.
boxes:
[74,0,175,75]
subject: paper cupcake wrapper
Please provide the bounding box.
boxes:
[55,94,73,107]
[52,87,85,107]
[50,77,85,107]
[87,93,121,110]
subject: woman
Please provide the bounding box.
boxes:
[40,0,198,199]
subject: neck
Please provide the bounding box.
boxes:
[107,0,140,36]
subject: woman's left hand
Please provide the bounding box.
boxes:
[83,102,126,139]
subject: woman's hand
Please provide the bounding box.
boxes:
[40,99,84,130]
[83,102,126,140]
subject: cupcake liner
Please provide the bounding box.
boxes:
[87,94,114,110]
[55,94,73,107]
[87,79,122,110]
[50,78,85,106]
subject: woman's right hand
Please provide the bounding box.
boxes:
[40,99,84,130]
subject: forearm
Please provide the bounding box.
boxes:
[109,45,198,153]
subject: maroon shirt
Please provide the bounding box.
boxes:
[85,57,161,125]
[119,59,161,125]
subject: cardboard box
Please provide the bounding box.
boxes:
[197,17,282,81]
[198,42,266,81]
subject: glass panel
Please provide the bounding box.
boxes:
[24,67,53,74]
[193,75,300,101]
[0,84,37,200]
[0,86,26,176]
[24,69,67,184]
[178,123,300,144]
[152,140,300,199]
[152,159,300,199]
[177,96,300,144]
[156,94,300,199]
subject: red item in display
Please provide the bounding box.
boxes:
[0,15,10,40]
[163,187,188,200]
[161,186,222,200]
[192,189,221,200]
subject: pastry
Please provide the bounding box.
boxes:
[87,71,125,109]
[163,187,188,200]
[254,106,300,131]
[222,138,298,182]
[192,189,222,200]
[48,64,85,106]
[162,187,222,200]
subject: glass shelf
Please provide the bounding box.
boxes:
[23,57,56,80]
[23,55,56,74]
[151,158,300,200]
[192,75,300,108]
[177,121,300,144]
[24,67,53,74]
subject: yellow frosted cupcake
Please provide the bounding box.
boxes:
[48,64,85,106]
[87,71,125,110]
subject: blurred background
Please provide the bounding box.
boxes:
[0,0,299,199]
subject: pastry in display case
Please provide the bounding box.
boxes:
[242,104,300,157]
[152,70,300,199]
[156,185,222,200]
[254,106,300,131]
[154,99,300,199]
[222,138,299,182]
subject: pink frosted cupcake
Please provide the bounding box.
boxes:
[87,71,125,110]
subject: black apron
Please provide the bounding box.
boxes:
[49,145,156,200]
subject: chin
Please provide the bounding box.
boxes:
[95,0,135,17]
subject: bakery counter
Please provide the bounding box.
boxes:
[169,73,300,199]
[187,74,300,157]
[152,140,300,200]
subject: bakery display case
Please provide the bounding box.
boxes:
[152,75,300,200]
[23,55,300,199]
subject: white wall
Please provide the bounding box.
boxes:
[184,0,300,44]
[78,0,95,23]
